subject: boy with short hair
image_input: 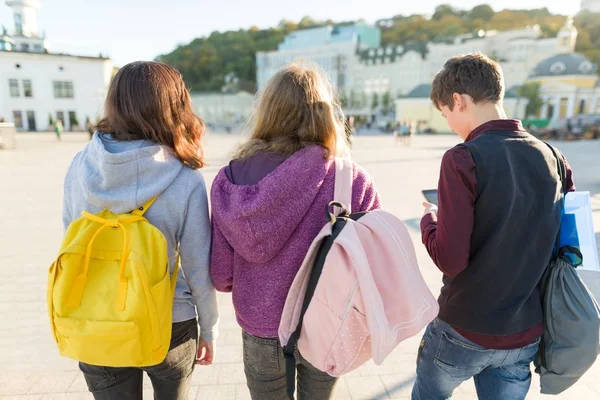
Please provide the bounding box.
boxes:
[412,53,575,400]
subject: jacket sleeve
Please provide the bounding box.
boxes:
[62,158,77,232]
[210,217,234,293]
[179,173,219,341]
[420,146,477,277]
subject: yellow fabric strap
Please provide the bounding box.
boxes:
[131,197,158,216]
[67,212,143,310]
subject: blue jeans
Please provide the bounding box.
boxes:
[412,319,540,400]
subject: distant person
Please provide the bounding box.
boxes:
[61,61,219,400]
[54,120,63,141]
[345,115,355,147]
[393,121,401,146]
[86,119,95,140]
[406,120,415,146]
[210,63,381,400]
[412,53,575,400]
[399,121,409,145]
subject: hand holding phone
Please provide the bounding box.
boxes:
[421,189,438,206]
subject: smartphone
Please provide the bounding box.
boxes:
[421,189,438,206]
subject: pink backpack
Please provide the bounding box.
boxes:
[279,158,439,399]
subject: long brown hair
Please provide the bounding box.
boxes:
[234,62,348,160]
[96,61,206,169]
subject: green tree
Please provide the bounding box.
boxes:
[48,113,54,127]
[381,91,391,114]
[299,16,317,28]
[469,4,494,21]
[371,92,380,111]
[339,92,348,108]
[432,4,457,21]
[517,82,544,118]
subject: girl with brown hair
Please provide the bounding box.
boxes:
[62,61,219,400]
[210,62,381,399]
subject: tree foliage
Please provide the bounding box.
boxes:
[156,6,600,92]
[517,82,544,118]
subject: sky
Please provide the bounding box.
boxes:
[0,0,582,66]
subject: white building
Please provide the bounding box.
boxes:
[0,0,112,131]
[256,24,381,92]
[191,91,255,129]
[256,19,578,117]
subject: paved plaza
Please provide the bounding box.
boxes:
[1,132,599,400]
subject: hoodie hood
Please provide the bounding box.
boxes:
[76,133,183,214]
[211,145,332,264]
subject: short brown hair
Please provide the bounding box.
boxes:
[430,53,505,111]
[96,61,206,169]
[234,62,348,160]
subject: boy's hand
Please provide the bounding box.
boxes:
[423,202,438,216]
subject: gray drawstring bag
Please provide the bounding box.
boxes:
[534,145,600,395]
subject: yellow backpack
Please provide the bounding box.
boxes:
[47,197,178,367]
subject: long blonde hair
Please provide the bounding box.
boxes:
[234,62,348,160]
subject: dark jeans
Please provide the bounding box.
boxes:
[79,318,198,400]
[412,318,540,400]
[242,332,337,400]
[242,331,338,400]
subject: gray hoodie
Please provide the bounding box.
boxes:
[62,133,218,341]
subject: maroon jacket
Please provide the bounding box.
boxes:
[421,120,575,349]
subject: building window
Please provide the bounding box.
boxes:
[13,111,23,128]
[579,61,594,74]
[14,13,23,36]
[23,80,32,97]
[34,44,42,51]
[53,81,74,98]
[21,43,30,52]
[550,62,566,75]
[9,79,19,97]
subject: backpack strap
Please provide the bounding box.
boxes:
[545,143,566,258]
[334,158,353,214]
[131,196,158,216]
[282,159,354,399]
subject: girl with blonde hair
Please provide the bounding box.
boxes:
[210,63,381,399]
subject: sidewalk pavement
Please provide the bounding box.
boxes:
[1,133,599,399]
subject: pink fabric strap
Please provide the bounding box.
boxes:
[334,158,353,214]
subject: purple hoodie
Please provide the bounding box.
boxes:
[210,145,381,338]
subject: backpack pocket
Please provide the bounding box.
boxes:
[54,317,142,367]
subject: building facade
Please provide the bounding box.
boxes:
[256,19,578,118]
[0,0,113,131]
[530,53,600,121]
[256,24,380,92]
[191,91,255,129]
